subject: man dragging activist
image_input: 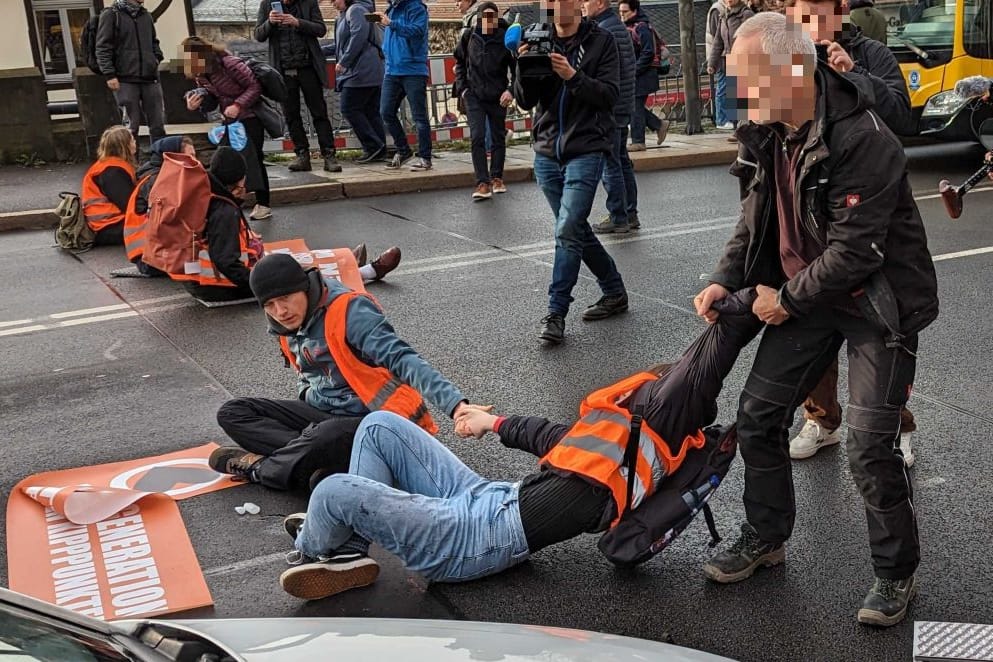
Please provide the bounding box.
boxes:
[274,287,765,601]
[210,253,487,491]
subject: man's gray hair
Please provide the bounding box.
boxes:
[734,11,816,57]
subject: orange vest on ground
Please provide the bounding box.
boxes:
[278,290,439,434]
[541,372,706,527]
[123,174,151,262]
[81,157,135,233]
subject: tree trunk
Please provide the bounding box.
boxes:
[679,0,702,134]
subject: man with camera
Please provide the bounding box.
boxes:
[512,0,627,346]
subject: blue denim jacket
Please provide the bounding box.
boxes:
[275,276,465,417]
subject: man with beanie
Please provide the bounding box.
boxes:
[211,253,487,491]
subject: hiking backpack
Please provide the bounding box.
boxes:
[54,191,95,252]
[597,423,738,568]
[141,153,212,276]
[628,21,671,75]
[81,8,117,75]
[243,58,288,103]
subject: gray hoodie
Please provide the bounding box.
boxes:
[334,0,387,89]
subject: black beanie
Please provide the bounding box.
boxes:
[250,254,310,304]
[209,146,247,187]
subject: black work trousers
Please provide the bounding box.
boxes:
[465,91,506,184]
[282,67,336,156]
[737,305,919,580]
[216,397,362,491]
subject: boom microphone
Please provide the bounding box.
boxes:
[954,75,993,99]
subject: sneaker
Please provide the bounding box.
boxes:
[287,151,312,172]
[280,555,381,601]
[323,154,342,173]
[628,211,641,230]
[249,204,272,221]
[629,143,647,152]
[899,431,915,468]
[789,420,841,459]
[473,182,493,200]
[351,243,368,267]
[716,122,736,130]
[857,575,917,627]
[410,157,432,171]
[657,119,671,145]
[208,447,263,483]
[592,216,629,235]
[581,293,629,321]
[356,146,387,164]
[539,313,565,345]
[283,512,306,541]
[370,246,401,280]
[386,152,413,169]
[491,177,507,193]
[703,522,786,584]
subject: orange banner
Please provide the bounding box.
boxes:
[264,239,366,293]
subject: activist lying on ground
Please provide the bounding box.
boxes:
[276,288,764,601]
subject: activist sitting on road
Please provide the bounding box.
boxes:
[81,126,137,246]
[210,252,474,492]
[124,136,197,276]
[275,288,764,602]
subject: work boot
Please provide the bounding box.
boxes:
[280,554,380,601]
[789,420,841,460]
[370,246,402,280]
[592,215,629,235]
[857,575,917,627]
[582,293,629,321]
[539,313,565,346]
[283,512,306,541]
[629,143,647,152]
[323,151,342,173]
[627,211,641,230]
[287,150,312,172]
[352,243,368,267]
[703,522,785,584]
[208,447,263,483]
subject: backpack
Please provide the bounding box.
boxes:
[81,8,117,75]
[141,153,212,276]
[54,192,96,252]
[243,58,287,103]
[628,21,671,75]
[597,423,738,568]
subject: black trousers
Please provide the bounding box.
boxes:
[465,91,507,184]
[216,397,362,491]
[93,222,124,246]
[282,66,335,156]
[240,116,271,206]
[737,305,919,579]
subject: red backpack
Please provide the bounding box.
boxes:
[627,21,671,74]
[141,153,212,277]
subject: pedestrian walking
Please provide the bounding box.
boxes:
[453,2,514,200]
[95,0,165,148]
[455,0,493,153]
[620,0,671,151]
[255,0,342,173]
[333,0,389,163]
[707,0,754,129]
[81,126,137,246]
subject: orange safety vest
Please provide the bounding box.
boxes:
[541,371,706,527]
[123,174,151,262]
[81,157,135,233]
[164,198,262,287]
[278,290,439,434]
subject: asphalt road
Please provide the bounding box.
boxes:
[2,140,992,662]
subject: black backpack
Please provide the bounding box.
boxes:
[81,8,117,75]
[597,423,738,568]
[243,58,287,103]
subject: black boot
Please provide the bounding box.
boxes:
[323,150,342,173]
[857,575,917,627]
[539,313,565,345]
[287,150,312,172]
[702,522,785,584]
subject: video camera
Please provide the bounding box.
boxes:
[517,23,561,78]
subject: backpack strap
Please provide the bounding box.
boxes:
[621,383,652,516]
[702,504,721,547]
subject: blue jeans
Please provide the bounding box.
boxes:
[380,75,432,160]
[600,126,638,225]
[629,95,661,145]
[714,67,729,126]
[295,412,530,582]
[533,152,626,316]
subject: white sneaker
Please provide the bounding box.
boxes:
[716,122,736,130]
[789,420,841,459]
[899,431,915,468]
[250,204,272,220]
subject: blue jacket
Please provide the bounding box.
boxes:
[272,273,466,417]
[591,8,635,124]
[383,0,429,77]
[334,0,386,89]
[626,11,660,96]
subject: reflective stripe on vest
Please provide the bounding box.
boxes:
[81,157,135,233]
[123,175,150,262]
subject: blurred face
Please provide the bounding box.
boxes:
[481,10,498,32]
[263,291,309,331]
[544,0,582,26]
[183,51,208,78]
[787,0,847,42]
[618,2,633,20]
[726,32,816,124]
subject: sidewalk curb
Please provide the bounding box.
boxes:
[0,146,737,234]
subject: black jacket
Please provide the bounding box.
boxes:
[627,11,660,96]
[590,8,635,124]
[839,27,915,136]
[96,1,163,82]
[453,24,514,103]
[255,0,330,88]
[204,176,252,289]
[513,19,619,162]
[716,66,939,337]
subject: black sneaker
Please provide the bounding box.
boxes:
[581,294,629,321]
[356,146,386,164]
[283,512,306,541]
[628,211,641,230]
[857,575,917,627]
[208,447,263,483]
[280,554,381,600]
[539,313,565,345]
[386,152,413,169]
[702,522,786,584]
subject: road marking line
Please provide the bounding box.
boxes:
[56,310,140,327]
[0,319,34,328]
[203,552,287,577]
[49,303,130,319]
[0,324,47,337]
[932,245,993,262]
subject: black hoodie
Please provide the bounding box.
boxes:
[839,27,915,137]
[200,175,252,290]
[454,21,514,103]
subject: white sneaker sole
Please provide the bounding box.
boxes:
[280,558,380,601]
[789,434,841,460]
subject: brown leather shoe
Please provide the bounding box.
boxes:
[370,246,402,280]
[472,182,493,200]
[491,178,507,193]
[208,447,264,482]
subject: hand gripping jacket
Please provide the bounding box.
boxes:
[81,157,135,232]
[541,371,706,527]
[278,290,439,434]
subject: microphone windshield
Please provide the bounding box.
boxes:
[954,76,992,99]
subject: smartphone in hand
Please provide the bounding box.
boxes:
[364,12,381,22]
[271,1,284,13]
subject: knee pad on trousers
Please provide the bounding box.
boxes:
[846,404,901,436]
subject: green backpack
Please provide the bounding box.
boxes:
[54,191,96,252]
